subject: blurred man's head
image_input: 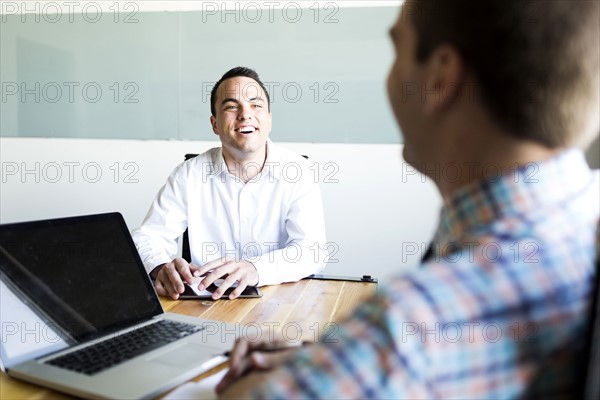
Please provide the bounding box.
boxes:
[388,0,599,170]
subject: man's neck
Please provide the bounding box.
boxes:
[437,143,559,199]
[430,116,560,199]
[222,145,268,183]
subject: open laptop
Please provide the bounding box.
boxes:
[0,212,236,399]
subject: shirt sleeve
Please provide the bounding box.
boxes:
[131,164,188,274]
[246,284,435,399]
[251,168,328,286]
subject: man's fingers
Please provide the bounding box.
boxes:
[250,349,294,370]
[192,260,259,299]
[197,258,227,276]
[188,263,202,278]
[173,258,195,284]
[228,338,285,368]
[164,278,180,300]
[157,266,185,300]
[152,259,204,300]
[166,267,185,293]
[211,270,241,300]
[228,285,246,300]
[228,338,251,367]
[216,338,256,394]
[227,277,250,299]
[154,279,167,297]
[198,262,235,291]
[156,275,178,300]
[216,342,297,395]
[216,357,252,394]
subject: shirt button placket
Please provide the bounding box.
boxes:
[239,186,252,260]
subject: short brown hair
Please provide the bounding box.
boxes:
[406,0,599,148]
[210,67,271,117]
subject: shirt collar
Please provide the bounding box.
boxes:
[433,148,595,246]
[208,148,228,178]
[208,139,282,181]
[262,139,284,181]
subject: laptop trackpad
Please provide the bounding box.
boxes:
[148,343,220,368]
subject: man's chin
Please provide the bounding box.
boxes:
[402,146,426,175]
[232,139,267,155]
[401,145,414,164]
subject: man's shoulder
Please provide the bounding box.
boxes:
[170,146,221,180]
[268,141,312,165]
[183,146,220,164]
[265,141,316,184]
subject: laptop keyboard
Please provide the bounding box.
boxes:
[46,320,203,375]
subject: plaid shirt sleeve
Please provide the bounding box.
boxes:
[248,281,437,399]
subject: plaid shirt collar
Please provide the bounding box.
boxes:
[432,149,595,252]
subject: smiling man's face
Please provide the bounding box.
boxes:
[211,76,272,161]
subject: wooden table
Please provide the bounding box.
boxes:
[0,278,377,399]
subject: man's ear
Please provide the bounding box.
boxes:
[210,115,219,135]
[423,44,465,115]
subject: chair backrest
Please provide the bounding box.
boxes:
[180,152,309,263]
[181,154,199,263]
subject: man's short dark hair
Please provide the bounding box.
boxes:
[406,0,599,148]
[210,67,271,117]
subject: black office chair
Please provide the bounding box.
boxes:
[181,153,200,263]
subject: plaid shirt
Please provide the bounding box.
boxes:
[248,149,599,399]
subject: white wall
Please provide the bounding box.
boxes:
[0,138,442,281]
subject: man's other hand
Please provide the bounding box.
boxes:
[153,258,201,300]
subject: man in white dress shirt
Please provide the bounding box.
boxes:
[132,67,328,300]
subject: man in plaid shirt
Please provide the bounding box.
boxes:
[217,1,600,398]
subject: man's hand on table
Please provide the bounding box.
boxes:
[152,258,201,300]
[196,258,259,300]
[151,257,259,300]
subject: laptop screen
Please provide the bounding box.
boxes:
[0,213,163,343]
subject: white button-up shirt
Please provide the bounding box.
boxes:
[131,141,327,286]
